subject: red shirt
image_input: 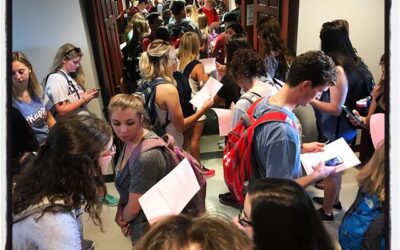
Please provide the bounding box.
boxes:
[212,32,225,64]
[200,6,219,26]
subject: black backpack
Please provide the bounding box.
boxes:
[174,71,195,118]
[167,20,193,48]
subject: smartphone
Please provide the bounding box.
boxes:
[324,156,343,167]
[341,105,367,130]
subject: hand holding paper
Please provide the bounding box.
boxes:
[190,77,223,109]
[300,137,361,175]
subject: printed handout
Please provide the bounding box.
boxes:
[138,158,200,224]
[300,137,361,175]
[212,108,232,136]
[199,57,217,74]
[190,77,223,109]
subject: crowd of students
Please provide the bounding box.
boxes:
[11,0,386,249]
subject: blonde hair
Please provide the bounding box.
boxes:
[357,144,385,203]
[12,51,43,101]
[177,32,200,71]
[49,43,85,87]
[139,39,175,86]
[197,13,209,31]
[133,214,253,250]
[185,5,198,23]
[108,94,150,126]
[125,13,149,42]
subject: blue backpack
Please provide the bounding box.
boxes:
[339,189,385,250]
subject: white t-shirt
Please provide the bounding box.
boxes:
[45,72,89,120]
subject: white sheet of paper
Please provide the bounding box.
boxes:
[300,137,361,175]
[190,77,223,109]
[200,58,217,74]
[212,108,232,136]
[138,158,200,224]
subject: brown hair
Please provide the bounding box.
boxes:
[133,214,253,250]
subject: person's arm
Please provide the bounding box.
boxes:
[121,193,142,222]
[309,66,348,116]
[191,62,209,88]
[301,142,325,153]
[157,83,212,132]
[295,162,335,187]
[46,112,56,128]
[54,89,98,117]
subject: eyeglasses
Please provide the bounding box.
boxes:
[238,208,253,227]
[101,144,116,158]
[64,47,82,57]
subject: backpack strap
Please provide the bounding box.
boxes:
[150,77,170,127]
[239,91,262,105]
[127,136,167,167]
[183,60,201,78]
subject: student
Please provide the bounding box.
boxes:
[128,0,150,18]
[199,0,219,30]
[310,20,375,221]
[138,39,212,148]
[256,15,292,81]
[229,48,277,127]
[251,51,337,187]
[142,12,164,51]
[13,115,113,250]
[339,144,385,249]
[44,43,99,120]
[133,214,253,250]
[178,32,215,177]
[212,21,244,64]
[108,94,175,242]
[12,51,55,145]
[236,178,335,250]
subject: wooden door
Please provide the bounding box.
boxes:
[83,0,124,103]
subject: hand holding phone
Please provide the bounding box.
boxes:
[341,105,367,129]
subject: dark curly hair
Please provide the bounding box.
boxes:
[13,115,113,228]
[287,50,336,88]
[229,48,266,80]
[256,15,292,78]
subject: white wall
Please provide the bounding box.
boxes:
[297,0,384,83]
[12,0,104,119]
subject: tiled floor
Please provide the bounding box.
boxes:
[82,135,359,250]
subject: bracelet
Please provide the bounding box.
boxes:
[82,96,88,104]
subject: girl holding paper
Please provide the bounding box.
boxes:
[108,94,173,242]
[138,40,213,176]
[177,32,215,177]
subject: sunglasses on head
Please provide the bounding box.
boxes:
[64,47,82,57]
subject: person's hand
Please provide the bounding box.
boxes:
[301,142,325,153]
[82,89,99,103]
[216,62,226,78]
[121,224,131,237]
[346,109,367,127]
[210,21,219,30]
[115,206,128,228]
[201,98,214,111]
[312,161,336,181]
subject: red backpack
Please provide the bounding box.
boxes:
[129,134,207,216]
[222,97,297,204]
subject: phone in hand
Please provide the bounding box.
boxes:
[341,105,367,129]
[324,156,343,167]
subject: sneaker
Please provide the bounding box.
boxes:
[312,196,343,211]
[99,193,119,207]
[219,192,243,210]
[202,166,215,178]
[316,207,334,221]
[83,239,95,250]
[218,139,225,150]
